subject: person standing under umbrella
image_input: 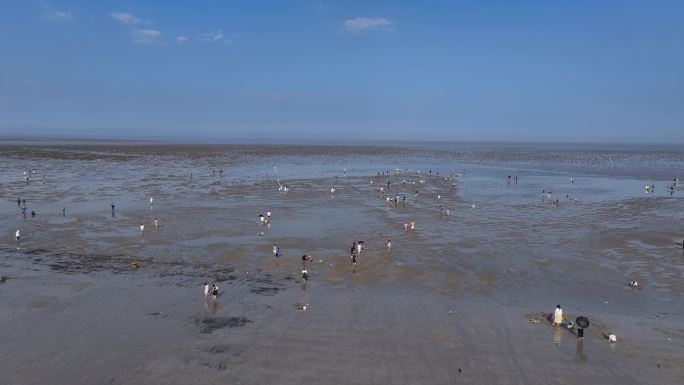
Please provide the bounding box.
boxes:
[575,316,590,339]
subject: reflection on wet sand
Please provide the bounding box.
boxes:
[576,340,587,362]
[553,326,563,346]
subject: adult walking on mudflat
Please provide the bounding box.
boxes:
[553,304,563,326]
[272,243,281,264]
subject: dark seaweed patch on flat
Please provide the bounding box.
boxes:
[25,248,51,255]
[195,316,252,334]
[249,287,280,296]
[199,361,227,370]
[206,345,231,355]
[2,246,235,280]
[246,276,284,296]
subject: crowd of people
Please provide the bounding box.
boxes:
[9,166,681,347]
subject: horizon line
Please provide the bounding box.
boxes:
[0,134,680,148]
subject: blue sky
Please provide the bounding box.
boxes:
[0,0,682,142]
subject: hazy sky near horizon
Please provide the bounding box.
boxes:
[0,0,682,142]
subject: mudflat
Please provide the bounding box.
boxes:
[1,142,683,385]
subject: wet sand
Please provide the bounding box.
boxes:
[1,142,683,384]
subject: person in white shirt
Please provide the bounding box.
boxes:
[15,229,20,241]
[553,304,563,325]
[140,224,145,233]
[154,218,159,228]
[272,243,281,265]
[387,240,392,252]
[203,282,209,298]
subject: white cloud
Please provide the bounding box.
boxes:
[176,36,188,44]
[130,29,162,45]
[42,3,72,21]
[111,12,141,24]
[44,10,72,20]
[199,30,234,44]
[342,17,393,32]
[110,12,151,25]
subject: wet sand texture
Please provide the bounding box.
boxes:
[1,142,683,385]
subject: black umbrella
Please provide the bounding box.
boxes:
[576,316,590,328]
